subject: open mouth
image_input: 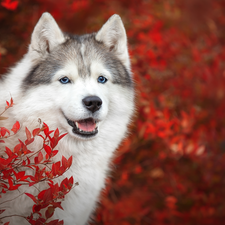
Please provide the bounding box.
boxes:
[66,117,98,138]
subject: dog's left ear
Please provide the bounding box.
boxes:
[96,15,130,70]
[29,12,65,61]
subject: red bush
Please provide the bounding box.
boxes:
[0,99,74,224]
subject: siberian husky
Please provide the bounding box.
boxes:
[0,12,134,225]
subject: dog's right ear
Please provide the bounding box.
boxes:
[29,12,65,61]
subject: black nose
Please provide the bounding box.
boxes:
[82,96,102,113]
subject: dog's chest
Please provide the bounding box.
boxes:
[51,138,111,224]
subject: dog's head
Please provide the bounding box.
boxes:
[22,13,134,140]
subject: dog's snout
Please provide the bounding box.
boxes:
[82,96,102,113]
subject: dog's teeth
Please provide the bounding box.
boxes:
[75,122,79,128]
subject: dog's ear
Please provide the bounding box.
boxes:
[29,12,65,61]
[96,15,130,70]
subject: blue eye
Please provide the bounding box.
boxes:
[97,76,108,84]
[59,77,70,84]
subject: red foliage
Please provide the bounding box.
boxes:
[1,0,225,224]
[1,0,18,11]
[0,100,73,224]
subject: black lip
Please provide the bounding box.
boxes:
[66,117,98,138]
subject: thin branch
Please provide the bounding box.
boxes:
[0,214,27,220]
[0,192,26,205]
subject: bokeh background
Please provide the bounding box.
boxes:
[1,0,225,224]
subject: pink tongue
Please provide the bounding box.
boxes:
[77,119,96,132]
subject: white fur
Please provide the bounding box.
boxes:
[29,13,65,61]
[0,13,134,225]
[96,14,130,70]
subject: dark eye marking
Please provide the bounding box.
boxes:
[97,76,108,84]
[59,77,71,84]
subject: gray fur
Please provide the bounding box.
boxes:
[23,33,133,88]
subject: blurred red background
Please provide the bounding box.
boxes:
[1,0,225,224]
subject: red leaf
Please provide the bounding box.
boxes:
[25,127,31,141]
[50,138,57,149]
[17,171,25,179]
[7,177,13,187]
[51,131,67,149]
[38,151,43,163]
[5,146,13,157]
[54,128,59,139]
[51,150,58,157]
[13,143,21,153]
[58,133,68,142]
[67,156,73,167]
[52,201,63,210]
[44,145,52,156]
[62,156,68,169]
[19,175,30,181]
[43,122,49,136]
[32,204,42,213]
[25,137,34,145]
[34,156,38,164]
[0,127,10,137]
[52,161,60,176]
[10,97,13,106]
[60,178,69,192]
[3,222,10,225]
[45,206,55,219]
[0,209,5,214]
[11,121,20,134]
[8,178,22,190]
[32,128,41,137]
[26,156,31,165]
[68,176,74,189]
[25,193,37,203]
[0,157,12,170]
[9,184,22,191]
[13,171,25,180]
[29,182,36,187]
[1,0,18,11]
[38,188,52,203]
[22,143,30,155]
